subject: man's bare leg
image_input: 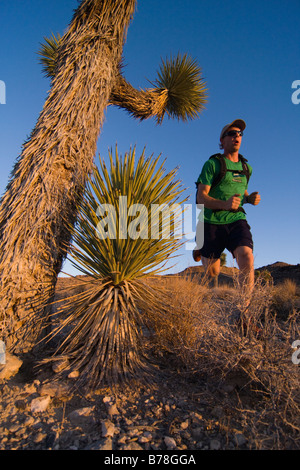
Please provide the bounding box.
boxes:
[233,246,258,334]
[233,246,254,296]
[201,256,220,288]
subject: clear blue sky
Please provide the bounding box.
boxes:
[1,0,299,276]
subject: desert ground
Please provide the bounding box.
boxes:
[0,261,299,451]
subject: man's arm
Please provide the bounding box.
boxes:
[196,184,241,211]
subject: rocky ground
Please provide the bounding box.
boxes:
[0,262,299,451]
[0,352,259,451]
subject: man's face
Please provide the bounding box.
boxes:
[221,126,243,153]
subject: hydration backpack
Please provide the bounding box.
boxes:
[195,154,250,213]
[195,153,250,198]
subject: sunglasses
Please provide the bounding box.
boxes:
[223,130,243,138]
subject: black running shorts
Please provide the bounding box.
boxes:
[199,220,253,259]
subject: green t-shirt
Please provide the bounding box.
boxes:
[197,156,252,224]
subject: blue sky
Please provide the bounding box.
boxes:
[1,0,299,276]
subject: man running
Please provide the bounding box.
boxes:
[194,119,261,296]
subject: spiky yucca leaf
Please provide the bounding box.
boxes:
[153,53,208,122]
[71,147,186,282]
[47,147,186,388]
[37,32,62,79]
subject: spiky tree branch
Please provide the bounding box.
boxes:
[109,71,168,123]
[110,53,208,124]
[38,34,208,124]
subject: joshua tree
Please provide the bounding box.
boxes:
[0,0,207,352]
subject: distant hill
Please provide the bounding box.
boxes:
[169,262,300,287]
[254,262,300,286]
[168,265,237,286]
[56,262,300,293]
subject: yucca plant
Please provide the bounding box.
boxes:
[48,146,186,389]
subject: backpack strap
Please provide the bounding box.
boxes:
[195,153,222,202]
[209,153,227,189]
[195,153,250,203]
[239,155,250,184]
[210,153,250,187]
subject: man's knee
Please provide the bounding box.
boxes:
[234,246,254,269]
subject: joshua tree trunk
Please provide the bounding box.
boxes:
[0,0,137,352]
[0,0,207,353]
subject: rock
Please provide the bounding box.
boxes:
[24,416,35,426]
[109,403,119,416]
[190,412,203,423]
[68,407,95,426]
[85,438,113,450]
[99,438,113,450]
[127,427,140,437]
[30,395,51,413]
[191,427,203,440]
[210,439,221,450]
[139,432,152,443]
[0,340,5,365]
[0,353,22,380]
[103,396,113,405]
[45,432,58,449]
[180,419,189,430]
[15,398,28,411]
[118,435,128,445]
[8,423,21,433]
[32,421,44,431]
[39,381,71,398]
[103,397,119,417]
[33,432,47,444]
[222,383,235,393]
[164,436,177,450]
[24,382,39,394]
[101,419,115,438]
[122,441,144,451]
[234,433,247,446]
[211,406,224,419]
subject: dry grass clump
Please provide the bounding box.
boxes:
[144,275,213,366]
[145,274,300,449]
[271,279,299,319]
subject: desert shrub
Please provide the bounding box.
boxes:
[142,275,210,367]
[255,269,272,284]
[272,279,298,319]
[146,275,300,448]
